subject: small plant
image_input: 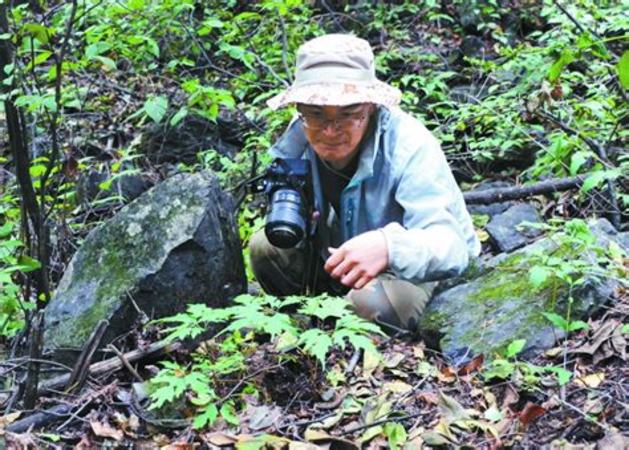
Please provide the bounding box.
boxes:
[483,339,572,388]
[148,293,384,428]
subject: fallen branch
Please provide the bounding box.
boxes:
[65,319,109,393]
[38,339,182,395]
[463,176,584,205]
[5,404,73,434]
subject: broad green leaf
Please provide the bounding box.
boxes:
[542,312,568,331]
[529,266,550,289]
[581,170,606,193]
[383,422,407,450]
[0,223,13,238]
[617,50,629,89]
[299,328,332,366]
[16,255,41,272]
[569,151,589,175]
[144,96,168,123]
[506,339,526,358]
[220,402,240,425]
[548,49,576,82]
[567,320,589,331]
[193,403,218,429]
[170,107,188,126]
[22,23,51,44]
[547,366,572,385]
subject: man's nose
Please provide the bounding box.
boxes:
[321,120,339,135]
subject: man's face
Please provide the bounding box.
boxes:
[297,103,375,169]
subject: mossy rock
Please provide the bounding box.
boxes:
[419,219,625,366]
[44,172,246,363]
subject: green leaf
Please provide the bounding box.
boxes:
[0,223,13,238]
[542,312,569,331]
[170,107,188,126]
[506,339,526,358]
[529,266,550,289]
[617,50,629,89]
[144,96,168,123]
[193,403,218,429]
[582,171,607,193]
[567,320,588,332]
[220,402,240,425]
[621,324,629,334]
[92,56,117,70]
[22,23,51,44]
[299,328,332,366]
[16,255,41,272]
[547,366,572,386]
[383,422,407,450]
[548,49,576,82]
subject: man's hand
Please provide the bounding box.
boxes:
[324,230,388,290]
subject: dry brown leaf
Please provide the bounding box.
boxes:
[304,429,358,449]
[518,402,546,427]
[458,354,484,375]
[501,384,519,410]
[0,411,21,429]
[203,432,239,446]
[574,372,605,388]
[417,391,439,405]
[90,419,123,441]
[383,380,412,394]
[382,352,406,369]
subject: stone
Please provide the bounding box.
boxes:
[44,172,246,363]
[486,203,543,252]
[419,219,624,366]
[466,180,517,218]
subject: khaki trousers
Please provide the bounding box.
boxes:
[249,229,435,332]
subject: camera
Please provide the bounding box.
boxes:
[248,158,314,248]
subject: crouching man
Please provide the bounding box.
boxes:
[250,34,480,332]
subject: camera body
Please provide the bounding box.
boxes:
[249,158,314,248]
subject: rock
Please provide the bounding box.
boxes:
[44,172,246,363]
[460,35,485,59]
[139,111,246,165]
[466,180,517,218]
[76,170,153,205]
[486,203,543,252]
[419,219,623,366]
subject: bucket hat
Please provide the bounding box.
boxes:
[267,34,402,110]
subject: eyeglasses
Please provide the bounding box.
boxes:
[297,106,370,131]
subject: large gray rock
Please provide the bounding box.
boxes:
[486,203,543,252]
[419,219,625,366]
[44,172,246,362]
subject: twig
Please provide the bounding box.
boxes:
[65,319,109,393]
[38,339,182,394]
[107,344,144,382]
[463,176,585,205]
[343,411,424,435]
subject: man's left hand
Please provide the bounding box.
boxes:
[324,230,388,290]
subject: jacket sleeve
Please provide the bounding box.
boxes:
[380,134,480,284]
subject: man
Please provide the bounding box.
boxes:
[250,34,480,332]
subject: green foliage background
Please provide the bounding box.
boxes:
[0,0,627,334]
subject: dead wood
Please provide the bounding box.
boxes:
[463,176,584,205]
[65,319,109,393]
[5,404,73,434]
[22,312,45,409]
[38,339,182,395]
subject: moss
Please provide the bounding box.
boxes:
[46,174,216,349]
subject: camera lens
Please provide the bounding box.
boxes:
[265,188,306,248]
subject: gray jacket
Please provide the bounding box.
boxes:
[269,106,480,284]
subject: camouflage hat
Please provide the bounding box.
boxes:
[267,34,402,110]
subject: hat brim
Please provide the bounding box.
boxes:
[266,80,401,110]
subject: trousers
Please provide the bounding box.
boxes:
[249,229,435,332]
